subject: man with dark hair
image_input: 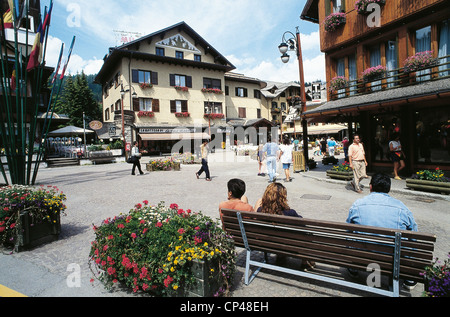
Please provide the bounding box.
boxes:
[348,134,368,193]
[346,173,418,290]
[196,139,211,181]
[219,179,254,224]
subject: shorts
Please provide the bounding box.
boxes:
[390,152,403,162]
[283,163,291,169]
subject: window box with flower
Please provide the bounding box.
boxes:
[403,51,438,74]
[175,112,190,118]
[137,111,155,118]
[362,65,387,82]
[324,12,346,32]
[139,83,153,89]
[406,168,450,194]
[0,185,67,252]
[201,88,223,94]
[329,76,349,92]
[355,0,386,15]
[204,113,224,120]
[175,86,189,92]
[89,202,236,297]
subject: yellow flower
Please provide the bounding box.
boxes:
[173,285,178,290]
[170,267,175,272]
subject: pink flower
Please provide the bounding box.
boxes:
[178,228,185,235]
[131,233,137,239]
[156,222,162,228]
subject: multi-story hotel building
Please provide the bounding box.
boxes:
[301,0,450,172]
[95,22,275,154]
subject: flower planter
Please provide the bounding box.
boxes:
[405,179,450,195]
[172,161,181,171]
[356,0,385,15]
[176,259,220,297]
[326,170,353,181]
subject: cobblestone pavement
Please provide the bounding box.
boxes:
[1,150,449,297]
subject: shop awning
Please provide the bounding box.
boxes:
[140,133,210,141]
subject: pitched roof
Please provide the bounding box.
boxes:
[300,0,319,23]
[95,22,235,84]
[260,81,301,99]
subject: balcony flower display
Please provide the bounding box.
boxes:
[139,83,153,89]
[324,12,346,32]
[355,0,386,14]
[201,88,224,94]
[362,65,387,81]
[404,51,438,73]
[89,202,236,297]
[175,112,190,117]
[137,111,155,118]
[204,113,224,119]
[329,76,349,91]
[174,86,189,92]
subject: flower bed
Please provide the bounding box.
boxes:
[355,0,386,14]
[422,253,449,297]
[406,168,450,194]
[411,168,449,183]
[89,202,236,296]
[137,111,155,118]
[201,88,223,94]
[0,185,67,251]
[147,159,176,171]
[362,65,386,82]
[326,161,353,180]
[324,12,346,32]
[404,51,438,73]
[329,76,349,91]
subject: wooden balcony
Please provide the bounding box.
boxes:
[329,54,450,101]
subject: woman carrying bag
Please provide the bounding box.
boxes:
[130,141,144,175]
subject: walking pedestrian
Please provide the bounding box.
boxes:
[279,137,294,182]
[130,141,144,175]
[348,134,368,193]
[257,143,266,176]
[196,140,211,181]
[262,136,280,183]
[342,136,349,162]
[389,133,406,180]
[327,137,337,156]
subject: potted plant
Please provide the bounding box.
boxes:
[137,111,155,118]
[329,76,349,92]
[0,185,67,252]
[406,167,450,194]
[404,51,438,74]
[204,113,224,120]
[362,65,387,82]
[326,161,353,180]
[421,253,449,297]
[355,0,386,14]
[175,112,190,118]
[201,88,223,94]
[89,202,236,297]
[139,83,153,89]
[324,12,346,32]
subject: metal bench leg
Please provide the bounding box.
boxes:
[392,232,401,297]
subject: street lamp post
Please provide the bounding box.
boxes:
[278,27,309,164]
[120,84,138,158]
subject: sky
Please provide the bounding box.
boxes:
[43,0,325,84]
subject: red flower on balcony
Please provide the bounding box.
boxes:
[175,112,190,117]
[137,111,155,118]
[201,88,224,94]
[139,83,153,89]
[174,86,189,92]
[204,113,224,119]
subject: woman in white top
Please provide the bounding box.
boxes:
[131,141,144,175]
[389,133,405,180]
[279,137,294,182]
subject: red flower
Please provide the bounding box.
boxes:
[170,203,178,210]
[178,228,185,235]
[164,275,173,287]
[155,222,162,228]
[117,223,125,229]
[131,233,137,239]
[0,227,6,233]
[143,200,149,205]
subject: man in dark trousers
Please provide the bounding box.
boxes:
[196,140,211,181]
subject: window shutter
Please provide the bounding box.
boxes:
[181,100,188,113]
[152,99,160,112]
[170,100,176,113]
[235,87,239,96]
[170,74,175,86]
[132,69,139,83]
[133,98,140,111]
[225,86,229,95]
[151,72,158,85]
[244,88,248,97]
[186,76,192,88]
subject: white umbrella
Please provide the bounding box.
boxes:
[48,126,95,136]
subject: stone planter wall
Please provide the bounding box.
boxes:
[179,259,220,297]
[406,179,450,195]
[326,170,354,181]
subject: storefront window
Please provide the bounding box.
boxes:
[415,107,450,164]
[372,113,402,162]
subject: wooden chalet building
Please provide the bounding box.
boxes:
[301,0,450,173]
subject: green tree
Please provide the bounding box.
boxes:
[54,72,102,127]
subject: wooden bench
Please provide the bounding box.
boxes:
[221,209,436,297]
[89,151,115,165]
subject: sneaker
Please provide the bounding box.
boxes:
[195,173,199,179]
[394,176,402,180]
[403,280,417,291]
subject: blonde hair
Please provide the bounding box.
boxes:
[260,183,290,215]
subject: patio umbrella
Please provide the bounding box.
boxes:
[48,125,95,136]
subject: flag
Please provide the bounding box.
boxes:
[1,9,13,30]
[51,43,64,84]
[59,36,75,80]
[26,21,44,71]
[42,1,53,32]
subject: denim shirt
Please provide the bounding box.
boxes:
[263,142,279,157]
[346,192,418,231]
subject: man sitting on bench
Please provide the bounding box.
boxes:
[346,172,418,290]
[219,179,254,224]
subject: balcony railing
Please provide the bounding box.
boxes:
[329,54,450,100]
